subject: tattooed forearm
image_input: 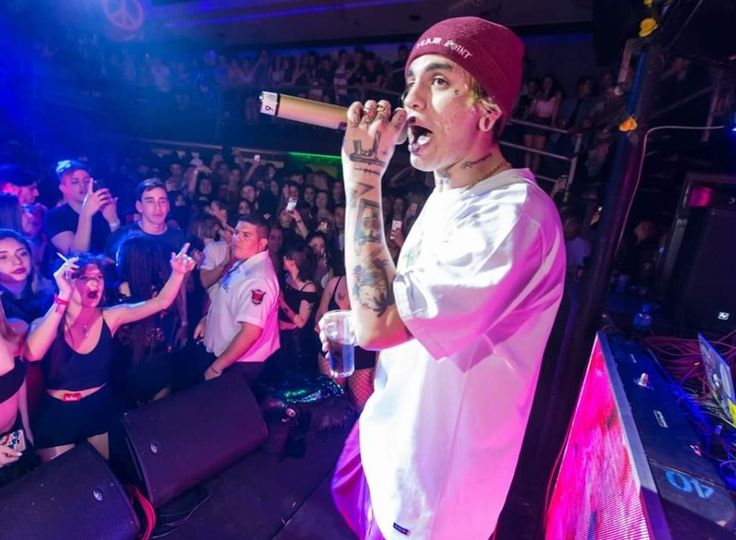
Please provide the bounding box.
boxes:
[348,131,387,167]
[353,168,380,176]
[347,182,376,209]
[352,249,395,316]
[461,152,493,169]
[353,199,382,253]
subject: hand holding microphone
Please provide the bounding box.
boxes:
[259,92,407,145]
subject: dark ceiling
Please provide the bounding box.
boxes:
[145,0,593,47]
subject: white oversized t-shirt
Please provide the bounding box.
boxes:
[203,250,280,363]
[359,168,566,540]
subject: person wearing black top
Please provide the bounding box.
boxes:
[106,178,187,257]
[277,243,320,376]
[25,247,194,463]
[43,160,121,256]
[0,230,52,323]
[0,304,35,486]
[106,179,189,352]
[114,235,181,407]
[315,274,376,410]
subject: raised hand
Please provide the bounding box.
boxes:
[342,99,407,183]
[53,256,80,299]
[81,180,113,218]
[170,243,196,275]
[101,195,120,224]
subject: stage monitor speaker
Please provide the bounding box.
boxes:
[0,443,139,539]
[659,174,736,335]
[111,372,268,508]
[545,332,736,539]
[676,208,736,334]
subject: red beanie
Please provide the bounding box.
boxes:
[405,17,524,123]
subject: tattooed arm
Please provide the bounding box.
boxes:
[341,99,411,350]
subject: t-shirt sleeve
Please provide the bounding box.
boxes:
[200,242,227,271]
[43,207,75,240]
[233,276,278,329]
[393,197,554,359]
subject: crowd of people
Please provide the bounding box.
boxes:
[31,26,666,187]
[0,146,435,486]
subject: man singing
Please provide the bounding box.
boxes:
[325,17,566,540]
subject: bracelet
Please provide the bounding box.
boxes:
[54,294,70,306]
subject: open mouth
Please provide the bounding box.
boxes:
[407,123,433,153]
[86,291,99,300]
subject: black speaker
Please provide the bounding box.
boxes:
[659,174,736,334]
[0,443,139,539]
[111,372,268,508]
[676,208,736,333]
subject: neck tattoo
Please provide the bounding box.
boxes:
[461,152,493,169]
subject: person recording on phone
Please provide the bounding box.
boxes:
[321,17,566,540]
[43,160,121,256]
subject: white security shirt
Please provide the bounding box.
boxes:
[204,250,280,363]
[360,169,566,540]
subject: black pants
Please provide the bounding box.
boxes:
[192,342,264,385]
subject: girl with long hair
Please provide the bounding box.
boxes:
[523,73,563,172]
[278,243,320,376]
[114,234,182,406]
[0,229,53,419]
[0,229,53,323]
[24,246,195,462]
[0,194,22,232]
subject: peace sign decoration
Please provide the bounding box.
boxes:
[102,0,145,33]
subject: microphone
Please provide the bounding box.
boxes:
[259,91,408,144]
[259,91,347,130]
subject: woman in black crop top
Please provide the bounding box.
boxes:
[277,243,320,376]
[315,274,376,410]
[0,230,54,422]
[24,247,195,463]
[0,303,37,486]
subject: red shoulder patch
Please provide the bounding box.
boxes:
[251,289,266,305]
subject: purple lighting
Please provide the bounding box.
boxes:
[164,0,417,28]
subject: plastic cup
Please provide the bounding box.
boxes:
[322,310,356,378]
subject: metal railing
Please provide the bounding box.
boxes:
[504,117,584,192]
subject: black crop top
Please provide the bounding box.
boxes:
[41,319,114,391]
[328,276,344,312]
[279,281,320,324]
[0,358,26,403]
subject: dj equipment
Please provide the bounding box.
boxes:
[0,443,139,539]
[111,372,268,508]
[546,332,736,539]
